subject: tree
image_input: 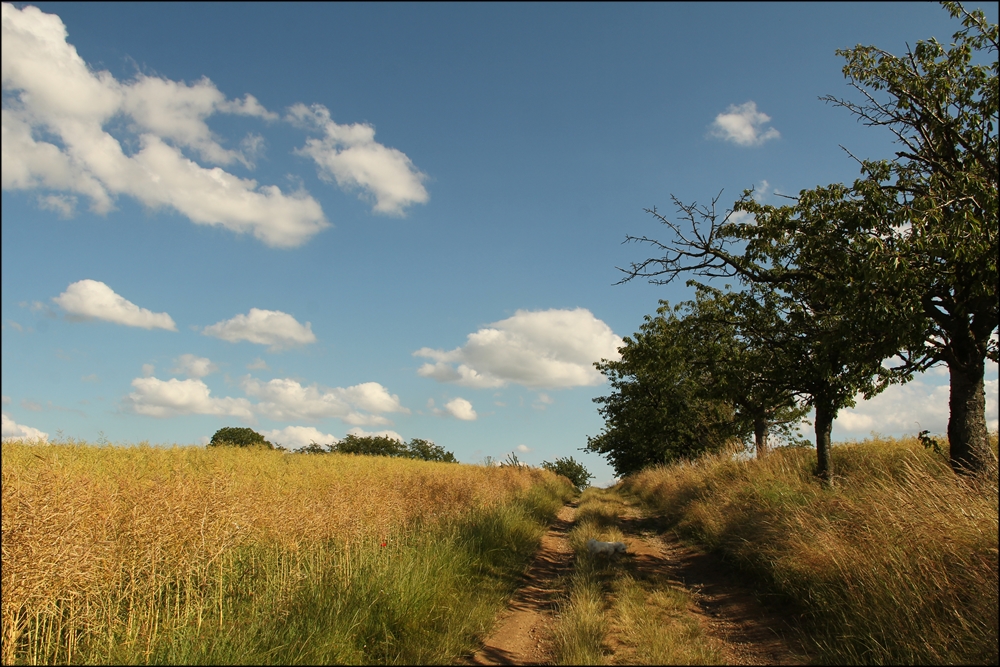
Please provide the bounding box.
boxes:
[587,285,808,477]
[207,426,275,449]
[617,2,998,478]
[541,456,594,491]
[586,297,742,477]
[324,434,458,462]
[819,2,998,474]
[405,438,458,462]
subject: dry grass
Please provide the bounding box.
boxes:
[1,440,566,664]
[622,434,1000,665]
[553,488,722,666]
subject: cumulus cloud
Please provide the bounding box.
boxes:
[53,279,176,330]
[261,425,339,450]
[288,103,428,216]
[836,375,999,436]
[2,3,328,247]
[709,101,780,147]
[516,444,531,453]
[203,308,315,350]
[443,397,477,421]
[241,377,408,425]
[125,376,254,419]
[171,354,218,378]
[414,308,622,389]
[1,413,49,441]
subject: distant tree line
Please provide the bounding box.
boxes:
[593,2,997,482]
[207,428,458,462]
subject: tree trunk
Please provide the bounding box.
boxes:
[948,356,992,475]
[814,401,834,484]
[754,416,769,458]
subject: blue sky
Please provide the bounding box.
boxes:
[3,1,997,486]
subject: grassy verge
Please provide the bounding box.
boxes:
[622,435,999,665]
[552,488,723,666]
[2,441,573,665]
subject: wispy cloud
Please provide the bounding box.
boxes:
[171,354,218,378]
[414,308,622,389]
[709,101,780,147]
[53,279,176,330]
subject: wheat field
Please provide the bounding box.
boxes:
[2,440,568,664]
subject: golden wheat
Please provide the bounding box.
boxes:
[1,440,554,664]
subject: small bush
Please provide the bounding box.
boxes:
[542,456,594,491]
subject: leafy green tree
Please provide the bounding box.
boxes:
[541,456,594,491]
[297,441,330,454]
[616,2,998,478]
[405,438,458,462]
[586,299,741,477]
[207,426,275,449]
[817,2,998,474]
[325,434,458,462]
[332,434,408,458]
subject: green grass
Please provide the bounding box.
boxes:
[623,435,999,665]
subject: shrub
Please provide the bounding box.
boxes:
[208,427,275,449]
[541,456,594,491]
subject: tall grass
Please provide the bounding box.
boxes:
[1,440,573,664]
[552,488,722,666]
[622,435,1000,665]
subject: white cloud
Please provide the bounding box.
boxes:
[443,397,477,421]
[261,425,339,451]
[171,354,218,378]
[125,376,254,419]
[37,193,77,217]
[516,444,531,453]
[1,413,48,441]
[836,375,1000,436]
[141,363,155,377]
[288,103,428,216]
[203,308,315,350]
[241,377,408,425]
[709,101,780,147]
[1,3,329,248]
[414,308,623,389]
[53,279,176,330]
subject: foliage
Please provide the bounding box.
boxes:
[300,434,459,462]
[587,288,807,477]
[541,456,594,491]
[615,2,998,478]
[208,426,275,449]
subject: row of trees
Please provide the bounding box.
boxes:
[207,427,459,462]
[591,2,997,481]
[207,428,596,489]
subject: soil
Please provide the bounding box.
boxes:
[458,498,810,666]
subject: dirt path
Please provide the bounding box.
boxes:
[461,496,809,665]
[615,509,809,665]
[461,502,577,665]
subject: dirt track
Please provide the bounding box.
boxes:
[460,496,809,665]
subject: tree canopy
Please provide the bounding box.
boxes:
[207,427,276,449]
[614,2,997,478]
